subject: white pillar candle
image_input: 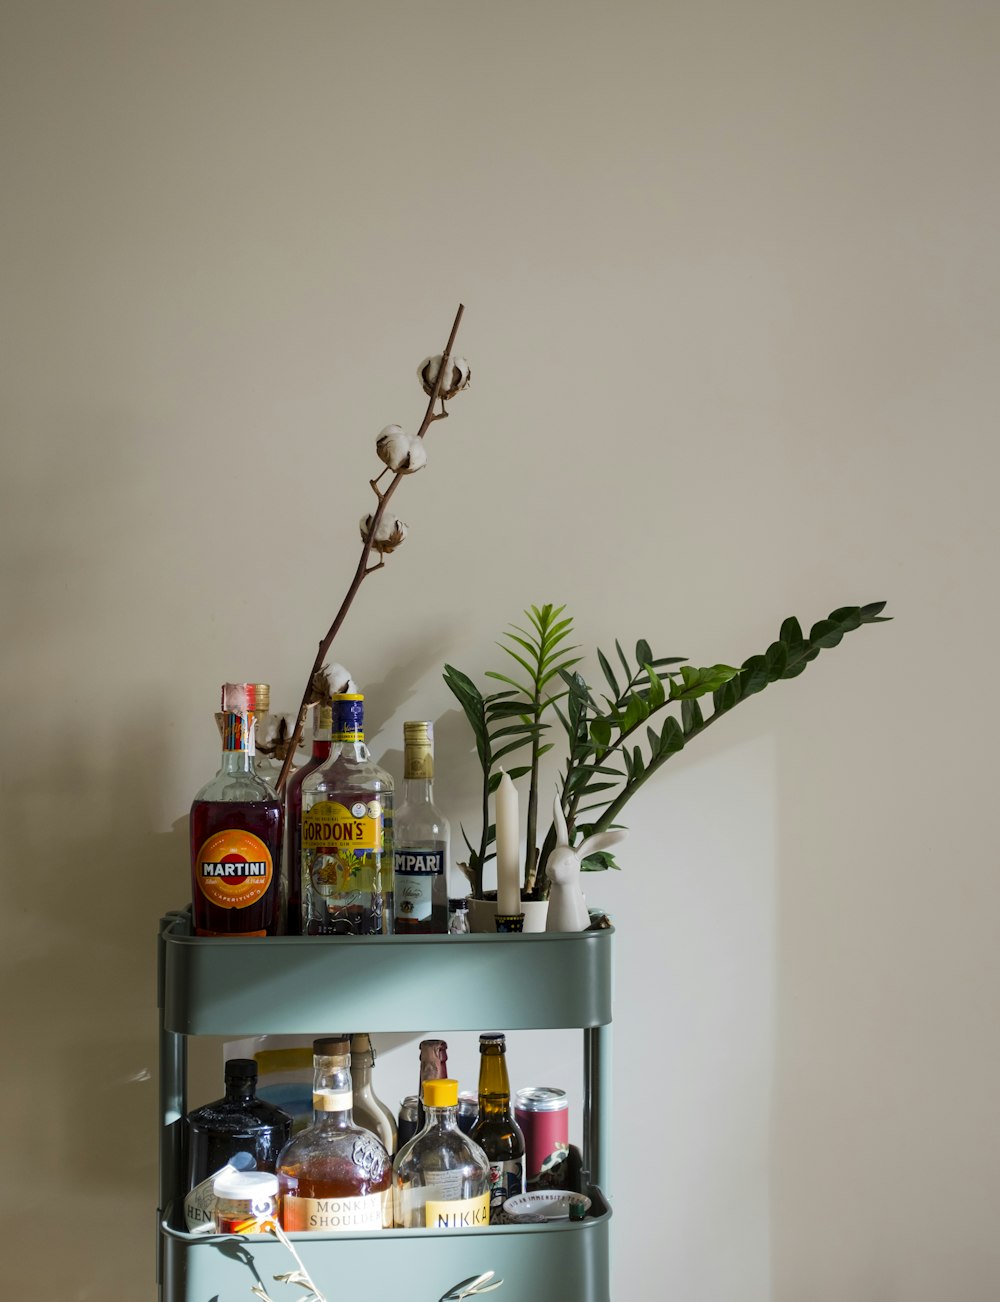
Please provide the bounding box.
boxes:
[495,770,521,916]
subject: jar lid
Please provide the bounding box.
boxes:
[213,1170,278,1200]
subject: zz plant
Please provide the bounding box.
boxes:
[446,601,888,901]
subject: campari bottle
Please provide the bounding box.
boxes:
[190,683,283,936]
[393,721,450,934]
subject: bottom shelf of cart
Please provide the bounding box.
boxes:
[160,1186,612,1302]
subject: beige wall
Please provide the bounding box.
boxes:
[2,1,998,1298]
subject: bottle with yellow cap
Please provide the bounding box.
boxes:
[300,693,395,935]
[393,1078,490,1229]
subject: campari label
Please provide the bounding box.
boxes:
[394,848,443,923]
[197,828,273,910]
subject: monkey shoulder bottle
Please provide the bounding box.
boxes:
[277,1037,392,1232]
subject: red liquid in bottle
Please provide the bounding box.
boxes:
[190,798,283,936]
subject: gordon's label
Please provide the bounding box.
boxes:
[394,848,443,923]
[303,800,388,902]
[425,1193,490,1229]
[303,801,383,853]
[282,1190,390,1232]
[197,828,273,910]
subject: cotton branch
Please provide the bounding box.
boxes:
[274,303,466,795]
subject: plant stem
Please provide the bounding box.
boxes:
[275,303,465,795]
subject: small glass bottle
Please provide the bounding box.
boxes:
[448,899,470,934]
[300,694,395,935]
[350,1033,398,1155]
[396,1096,421,1151]
[393,1079,490,1229]
[277,1036,392,1232]
[393,721,450,934]
[186,1058,293,1191]
[284,703,333,935]
[190,683,283,937]
[416,1038,448,1132]
[470,1032,525,1222]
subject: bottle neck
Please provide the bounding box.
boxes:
[401,776,434,804]
[312,1059,355,1127]
[219,712,257,771]
[423,1104,459,1132]
[477,1050,512,1117]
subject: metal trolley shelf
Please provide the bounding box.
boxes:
[157,911,615,1302]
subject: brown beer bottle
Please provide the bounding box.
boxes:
[469,1032,525,1222]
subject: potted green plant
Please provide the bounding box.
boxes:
[445,600,888,929]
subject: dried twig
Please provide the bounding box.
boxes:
[275,303,466,795]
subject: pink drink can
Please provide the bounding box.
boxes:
[514,1087,569,1190]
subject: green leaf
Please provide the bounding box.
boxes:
[658,716,684,756]
[615,639,631,682]
[681,697,703,734]
[581,850,621,872]
[670,663,740,700]
[643,663,666,709]
[590,717,612,748]
[635,638,652,667]
[484,670,531,695]
[621,694,650,731]
[740,654,770,697]
[597,648,620,697]
[779,616,803,646]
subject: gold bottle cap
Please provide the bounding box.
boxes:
[251,683,271,713]
[404,721,434,779]
[423,1078,459,1108]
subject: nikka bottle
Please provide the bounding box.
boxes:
[190,683,283,936]
[470,1032,525,1222]
[277,1036,392,1232]
[283,703,333,935]
[393,721,450,934]
[300,694,394,935]
[393,1079,490,1229]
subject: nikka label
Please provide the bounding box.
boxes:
[282,1190,390,1232]
[424,1193,490,1229]
[196,828,273,910]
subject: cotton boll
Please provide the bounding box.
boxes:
[416,353,471,399]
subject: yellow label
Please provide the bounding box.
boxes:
[282,1190,390,1232]
[196,828,273,910]
[303,801,383,852]
[424,1193,490,1230]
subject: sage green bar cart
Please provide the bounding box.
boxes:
[157,910,615,1302]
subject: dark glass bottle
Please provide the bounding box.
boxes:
[186,1058,293,1190]
[190,683,283,937]
[415,1038,448,1131]
[470,1032,525,1222]
[284,704,333,935]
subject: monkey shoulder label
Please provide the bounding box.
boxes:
[197,828,273,910]
[282,1190,390,1232]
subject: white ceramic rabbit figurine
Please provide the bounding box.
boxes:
[545,795,627,932]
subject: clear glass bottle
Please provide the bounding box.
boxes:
[284,704,333,935]
[277,1036,392,1232]
[300,694,394,935]
[470,1032,525,1222]
[186,1058,293,1191]
[393,1078,490,1229]
[191,683,283,937]
[393,721,450,934]
[349,1033,397,1155]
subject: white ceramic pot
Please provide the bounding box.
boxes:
[467,896,550,934]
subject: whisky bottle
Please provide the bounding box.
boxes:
[186,1058,293,1191]
[190,683,283,937]
[284,704,333,935]
[349,1033,397,1155]
[393,721,450,934]
[277,1036,392,1232]
[393,1079,490,1229]
[469,1032,525,1222]
[300,694,394,935]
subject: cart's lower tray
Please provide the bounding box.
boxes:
[160,1187,611,1302]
